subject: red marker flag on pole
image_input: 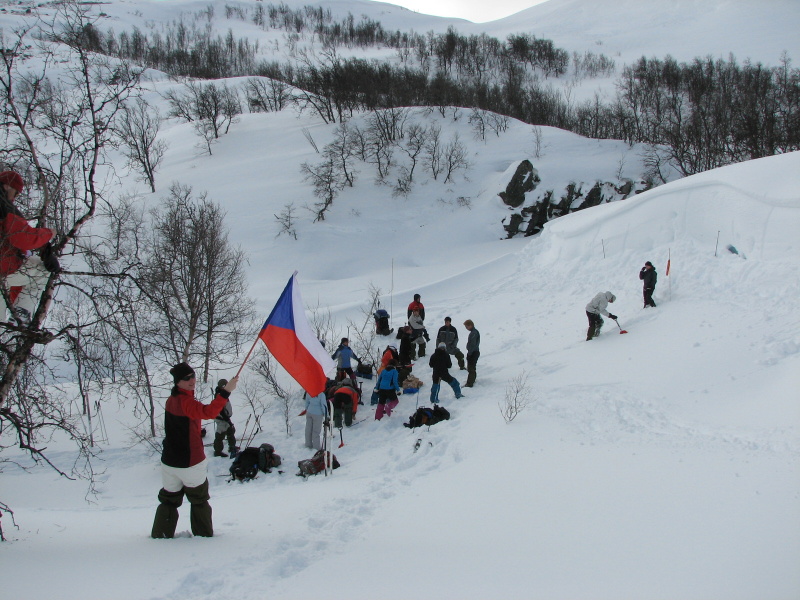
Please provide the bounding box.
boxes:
[258,273,335,396]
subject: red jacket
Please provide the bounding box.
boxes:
[0,213,53,276]
[161,388,229,468]
[335,385,360,415]
[407,300,425,320]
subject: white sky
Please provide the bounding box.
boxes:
[387,0,548,23]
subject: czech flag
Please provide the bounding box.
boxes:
[259,273,335,396]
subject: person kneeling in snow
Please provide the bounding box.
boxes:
[585,291,617,341]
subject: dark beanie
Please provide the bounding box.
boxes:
[217,378,228,389]
[169,362,194,383]
[0,171,24,194]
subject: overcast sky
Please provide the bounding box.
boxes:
[387,0,548,23]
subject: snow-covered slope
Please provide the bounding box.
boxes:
[490,0,800,64]
[2,135,798,597]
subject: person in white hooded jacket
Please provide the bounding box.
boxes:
[585,291,617,341]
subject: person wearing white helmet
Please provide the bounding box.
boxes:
[585,291,617,341]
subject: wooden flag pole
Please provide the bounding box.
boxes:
[234,335,261,378]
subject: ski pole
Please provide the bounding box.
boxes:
[236,415,252,451]
[338,427,344,448]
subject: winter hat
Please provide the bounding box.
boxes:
[388,345,397,351]
[413,294,421,301]
[437,342,447,349]
[217,378,228,389]
[170,362,195,383]
[0,171,24,194]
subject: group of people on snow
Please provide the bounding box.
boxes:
[3,172,666,539]
[376,294,480,409]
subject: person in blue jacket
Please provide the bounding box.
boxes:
[375,359,401,420]
[332,337,361,384]
[304,390,329,450]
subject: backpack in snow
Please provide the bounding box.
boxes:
[356,362,374,379]
[257,443,281,472]
[404,405,450,429]
[374,309,392,336]
[297,449,340,477]
[229,443,281,481]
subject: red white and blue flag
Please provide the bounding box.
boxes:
[258,273,334,396]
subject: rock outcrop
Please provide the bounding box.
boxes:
[500,162,650,238]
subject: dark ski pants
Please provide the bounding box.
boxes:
[643,286,656,307]
[336,368,356,384]
[451,348,466,370]
[151,479,213,538]
[586,311,604,340]
[213,424,236,456]
[333,404,353,428]
[465,351,480,386]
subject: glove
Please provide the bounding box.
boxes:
[40,242,61,274]
[298,409,307,416]
[608,314,618,320]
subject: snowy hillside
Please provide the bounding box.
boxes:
[491,0,800,64]
[2,144,798,599]
[0,1,798,599]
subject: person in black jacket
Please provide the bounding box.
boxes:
[429,343,463,404]
[212,378,236,458]
[639,261,657,308]
[436,316,466,370]
[151,363,238,539]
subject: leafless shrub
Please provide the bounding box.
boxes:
[499,371,533,423]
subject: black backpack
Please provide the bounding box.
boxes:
[404,405,450,429]
[229,443,282,481]
[297,449,340,478]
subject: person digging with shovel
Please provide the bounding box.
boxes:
[585,291,620,340]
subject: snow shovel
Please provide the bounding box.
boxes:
[612,318,628,334]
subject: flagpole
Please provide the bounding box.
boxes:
[234,335,261,378]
